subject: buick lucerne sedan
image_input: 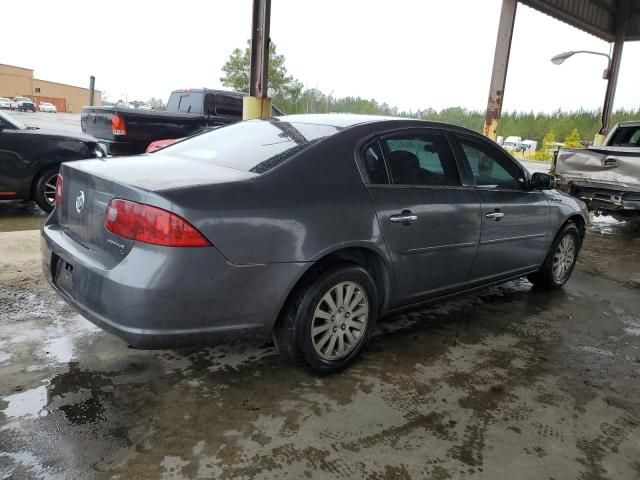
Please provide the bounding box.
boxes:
[42,114,587,372]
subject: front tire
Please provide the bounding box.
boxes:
[528,223,581,289]
[273,263,378,373]
[33,166,60,213]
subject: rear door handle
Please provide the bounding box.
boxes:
[390,211,418,225]
[485,212,505,221]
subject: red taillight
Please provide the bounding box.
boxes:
[104,199,210,247]
[54,175,63,206]
[112,114,127,136]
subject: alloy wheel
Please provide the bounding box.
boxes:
[43,174,59,207]
[311,281,369,361]
[552,235,576,283]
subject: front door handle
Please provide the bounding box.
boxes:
[485,212,505,221]
[390,210,418,225]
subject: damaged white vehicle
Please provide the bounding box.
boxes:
[553,121,640,221]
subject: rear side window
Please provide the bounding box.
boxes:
[216,95,243,116]
[159,120,340,173]
[381,133,460,186]
[361,141,389,184]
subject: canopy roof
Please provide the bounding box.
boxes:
[521,0,640,41]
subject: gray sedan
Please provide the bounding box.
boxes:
[41,114,588,373]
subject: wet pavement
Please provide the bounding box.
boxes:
[0,217,639,479]
[0,203,47,233]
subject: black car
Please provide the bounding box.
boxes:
[0,111,104,212]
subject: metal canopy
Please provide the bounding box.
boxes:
[520,0,640,41]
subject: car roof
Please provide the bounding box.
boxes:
[272,113,480,135]
[617,121,640,127]
[171,89,244,98]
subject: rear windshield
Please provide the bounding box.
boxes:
[158,120,340,173]
[166,92,204,114]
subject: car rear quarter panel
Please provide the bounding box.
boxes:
[154,128,389,266]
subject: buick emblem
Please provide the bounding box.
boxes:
[75,191,85,213]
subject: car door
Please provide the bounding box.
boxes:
[0,118,25,195]
[362,128,482,307]
[453,134,550,285]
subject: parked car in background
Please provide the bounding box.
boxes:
[502,136,522,150]
[43,114,587,373]
[81,89,281,155]
[145,138,180,153]
[39,102,58,113]
[0,97,11,109]
[0,111,104,212]
[554,121,640,220]
[11,96,37,112]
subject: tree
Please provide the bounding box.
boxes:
[533,131,556,161]
[220,42,303,101]
[564,128,582,148]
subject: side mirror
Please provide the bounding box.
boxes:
[530,172,556,190]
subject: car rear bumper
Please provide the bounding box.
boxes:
[41,222,306,348]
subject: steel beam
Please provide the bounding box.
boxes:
[244,0,272,119]
[249,0,271,99]
[88,76,95,106]
[598,0,630,136]
[483,0,517,141]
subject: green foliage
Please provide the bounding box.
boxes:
[220,43,304,101]
[563,128,581,147]
[532,131,556,161]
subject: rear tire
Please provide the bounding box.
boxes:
[33,166,60,213]
[273,263,378,374]
[528,223,581,289]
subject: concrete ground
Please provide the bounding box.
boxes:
[7,111,82,135]
[1,210,639,479]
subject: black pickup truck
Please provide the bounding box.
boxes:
[81,89,280,156]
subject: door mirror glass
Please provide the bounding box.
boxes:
[530,172,556,190]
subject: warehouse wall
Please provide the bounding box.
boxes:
[33,79,101,113]
[0,63,101,113]
[0,64,34,98]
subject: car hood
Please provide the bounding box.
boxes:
[21,127,97,143]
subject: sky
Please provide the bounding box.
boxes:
[4,0,639,113]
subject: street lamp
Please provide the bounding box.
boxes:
[551,49,615,144]
[551,50,612,79]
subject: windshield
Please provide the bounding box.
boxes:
[0,111,26,130]
[158,120,341,173]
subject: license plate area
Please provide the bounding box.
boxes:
[52,253,74,293]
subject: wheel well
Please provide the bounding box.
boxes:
[565,214,586,239]
[272,247,391,331]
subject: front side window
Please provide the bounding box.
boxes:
[381,133,460,186]
[459,138,527,190]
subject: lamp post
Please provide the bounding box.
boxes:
[550,50,614,144]
[551,50,612,79]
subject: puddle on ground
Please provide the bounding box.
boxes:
[1,385,48,420]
